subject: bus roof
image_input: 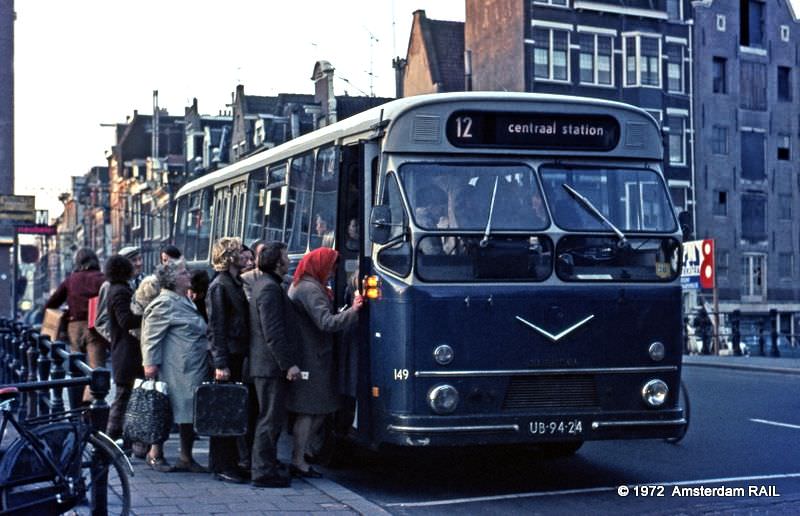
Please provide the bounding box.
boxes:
[176,92,658,198]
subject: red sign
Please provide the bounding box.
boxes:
[16,225,57,235]
[699,239,715,289]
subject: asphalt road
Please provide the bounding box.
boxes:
[319,366,800,514]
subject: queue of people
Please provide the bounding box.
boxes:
[44,238,363,488]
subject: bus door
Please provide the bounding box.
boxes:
[335,141,379,443]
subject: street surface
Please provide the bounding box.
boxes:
[315,366,800,514]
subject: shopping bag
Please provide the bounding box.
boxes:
[123,379,173,445]
[41,308,65,341]
[193,382,249,436]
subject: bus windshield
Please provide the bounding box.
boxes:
[540,165,677,233]
[399,163,550,231]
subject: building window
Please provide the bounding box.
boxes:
[778,134,791,160]
[741,131,765,180]
[717,250,729,279]
[779,194,792,220]
[716,14,726,32]
[624,34,661,87]
[742,253,766,300]
[667,0,681,20]
[711,125,728,154]
[781,25,790,42]
[533,28,570,81]
[741,193,767,242]
[578,33,613,86]
[740,0,765,48]
[712,57,727,93]
[666,44,684,93]
[534,0,568,5]
[740,62,767,110]
[778,66,792,101]
[713,190,728,216]
[668,117,686,165]
[779,253,793,279]
[668,182,689,218]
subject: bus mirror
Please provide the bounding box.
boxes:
[370,205,393,245]
[678,211,693,241]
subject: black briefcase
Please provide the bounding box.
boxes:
[193,382,249,437]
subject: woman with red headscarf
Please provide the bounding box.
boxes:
[287,248,363,477]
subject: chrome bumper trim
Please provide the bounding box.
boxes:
[415,366,678,378]
[388,424,520,433]
[591,418,687,430]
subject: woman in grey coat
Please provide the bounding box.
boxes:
[287,248,363,477]
[141,260,210,473]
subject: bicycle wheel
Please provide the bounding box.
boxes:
[70,433,131,516]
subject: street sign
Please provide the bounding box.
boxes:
[0,195,36,223]
[681,239,714,289]
[16,225,57,236]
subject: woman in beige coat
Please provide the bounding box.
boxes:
[141,260,210,472]
[287,248,363,477]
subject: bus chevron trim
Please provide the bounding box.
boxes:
[515,314,595,342]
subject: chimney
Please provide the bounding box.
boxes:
[311,61,337,127]
[392,57,406,98]
[152,90,159,159]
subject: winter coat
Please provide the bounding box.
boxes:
[45,270,105,321]
[249,272,300,378]
[106,282,143,385]
[207,271,250,370]
[240,268,263,302]
[141,289,210,424]
[287,277,358,415]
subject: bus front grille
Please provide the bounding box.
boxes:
[502,375,599,410]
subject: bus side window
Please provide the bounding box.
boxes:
[245,169,266,244]
[173,195,188,256]
[310,146,338,250]
[376,173,411,277]
[287,153,314,253]
[196,188,212,262]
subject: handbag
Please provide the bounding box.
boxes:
[123,379,173,445]
[193,382,249,437]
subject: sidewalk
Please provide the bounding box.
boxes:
[128,436,388,516]
[683,353,800,375]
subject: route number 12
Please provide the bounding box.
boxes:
[455,117,473,139]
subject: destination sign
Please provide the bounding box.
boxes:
[446,111,620,150]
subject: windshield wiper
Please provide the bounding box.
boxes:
[561,183,629,249]
[480,176,500,248]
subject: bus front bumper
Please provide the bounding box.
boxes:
[381,408,686,447]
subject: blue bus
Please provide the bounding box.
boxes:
[174,92,687,455]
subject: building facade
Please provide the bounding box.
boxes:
[465,0,695,215]
[692,0,800,341]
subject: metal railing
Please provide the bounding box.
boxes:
[683,309,800,358]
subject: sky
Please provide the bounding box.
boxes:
[13,0,465,220]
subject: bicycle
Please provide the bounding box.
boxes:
[0,386,133,515]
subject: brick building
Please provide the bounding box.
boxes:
[692,0,800,342]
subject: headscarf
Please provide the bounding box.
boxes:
[293,248,338,298]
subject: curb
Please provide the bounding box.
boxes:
[683,360,800,376]
[306,477,391,515]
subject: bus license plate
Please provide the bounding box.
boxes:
[528,419,583,436]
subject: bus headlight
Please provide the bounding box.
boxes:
[433,344,454,365]
[648,341,665,362]
[641,379,668,407]
[428,384,459,414]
